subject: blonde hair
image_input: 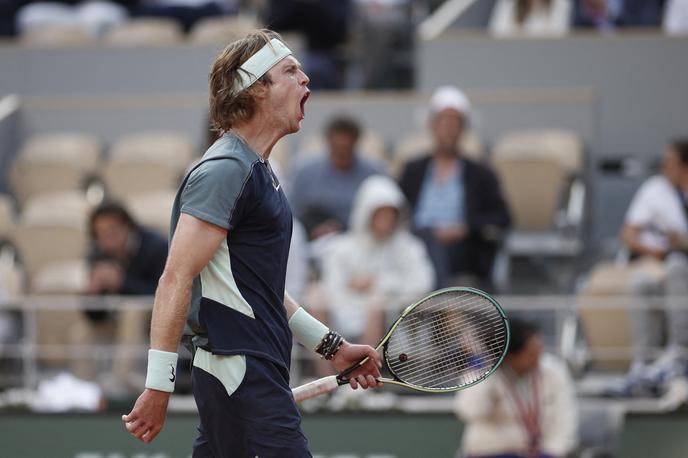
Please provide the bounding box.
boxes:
[208,29,283,133]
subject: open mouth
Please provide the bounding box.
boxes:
[299,91,310,119]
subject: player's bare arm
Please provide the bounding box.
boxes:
[122,213,227,443]
[283,291,382,390]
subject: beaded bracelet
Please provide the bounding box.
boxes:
[315,331,344,360]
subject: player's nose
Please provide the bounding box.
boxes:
[299,69,310,86]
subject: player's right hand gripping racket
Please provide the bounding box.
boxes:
[292,287,510,402]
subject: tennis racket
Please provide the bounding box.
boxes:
[292,287,509,403]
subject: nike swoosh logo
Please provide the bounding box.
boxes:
[169,364,176,383]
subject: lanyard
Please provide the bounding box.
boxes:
[502,369,541,457]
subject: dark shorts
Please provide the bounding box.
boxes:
[191,353,311,458]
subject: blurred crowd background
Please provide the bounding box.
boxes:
[0,1,687,457]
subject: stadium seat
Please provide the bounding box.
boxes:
[491,129,585,290]
[20,25,93,47]
[32,259,89,295]
[104,18,183,46]
[102,131,195,200]
[10,133,101,205]
[12,192,90,289]
[495,159,567,230]
[577,261,636,370]
[0,260,25,299]
[101,161,180,201]
[20,191,92,228]
[124,190,176,235]
[389,130,483,177]
[189,16,258,45]
[298,130,388,165]
[492,128,583,230]
[109,131,196,172]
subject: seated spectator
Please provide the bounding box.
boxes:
[398,86,510,290]
[1,0,21,36]
[664,0,688,35]
[617,0,665,26]
[265,0,351,89]
[489,0,572,37]
[454,318,578,458]
[87,201,167,299]
[133,0,237,33]
[319,175,434,345]
[16,0,129,38]
[289,115,385,241]
[574,0,665,30]
[69,202,167,390]
[613,139,688,396]
[573,0,623,30]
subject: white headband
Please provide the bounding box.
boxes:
[233,38,292,94]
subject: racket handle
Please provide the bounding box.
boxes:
[292,375,340,403]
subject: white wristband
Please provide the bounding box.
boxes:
[145,349,179,393]
[288,307,329,352]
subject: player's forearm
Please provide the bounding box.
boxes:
[149,270,193,352]
[284,290,300,318]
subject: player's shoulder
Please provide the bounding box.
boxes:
[189,136,260,181]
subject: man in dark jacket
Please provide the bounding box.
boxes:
[72,202,168,387]
[398,86,510,290]
[88,202,167,298]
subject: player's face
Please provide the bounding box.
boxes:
[430,108,466,153]
[370,206,399,240]
[264,56,310,134]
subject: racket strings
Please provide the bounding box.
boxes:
[385,291,507,390]
[387,296,504,356]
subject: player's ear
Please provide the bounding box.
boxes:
[250,80,270,100]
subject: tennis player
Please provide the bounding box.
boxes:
[122,29,382,457]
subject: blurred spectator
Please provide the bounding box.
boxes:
[353,0,414,89]
[573,0,621,31]
[490,0,572,37]
[87,201,167,299]
[664,0,688,35]
[398,86,510,290]
[574,0,665,30]
[320,175,434,345]
[0,0,22,36]
[289,115,385,241]
[68,202,167,391]
[265,0,352,89]
[614,139,688,396]
[454,318,578,458]
[133,0,237,33]
[617,0,665,26]
[16,0,129,38]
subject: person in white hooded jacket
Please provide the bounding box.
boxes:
[320,175,435,345]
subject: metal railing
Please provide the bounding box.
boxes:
[1,293,685,392]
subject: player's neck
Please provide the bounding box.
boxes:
[231,118,284,161]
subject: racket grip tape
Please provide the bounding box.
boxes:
[292,375,340,403]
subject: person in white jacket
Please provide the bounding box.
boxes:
[454,318,578,458]
[320,175,435,345]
